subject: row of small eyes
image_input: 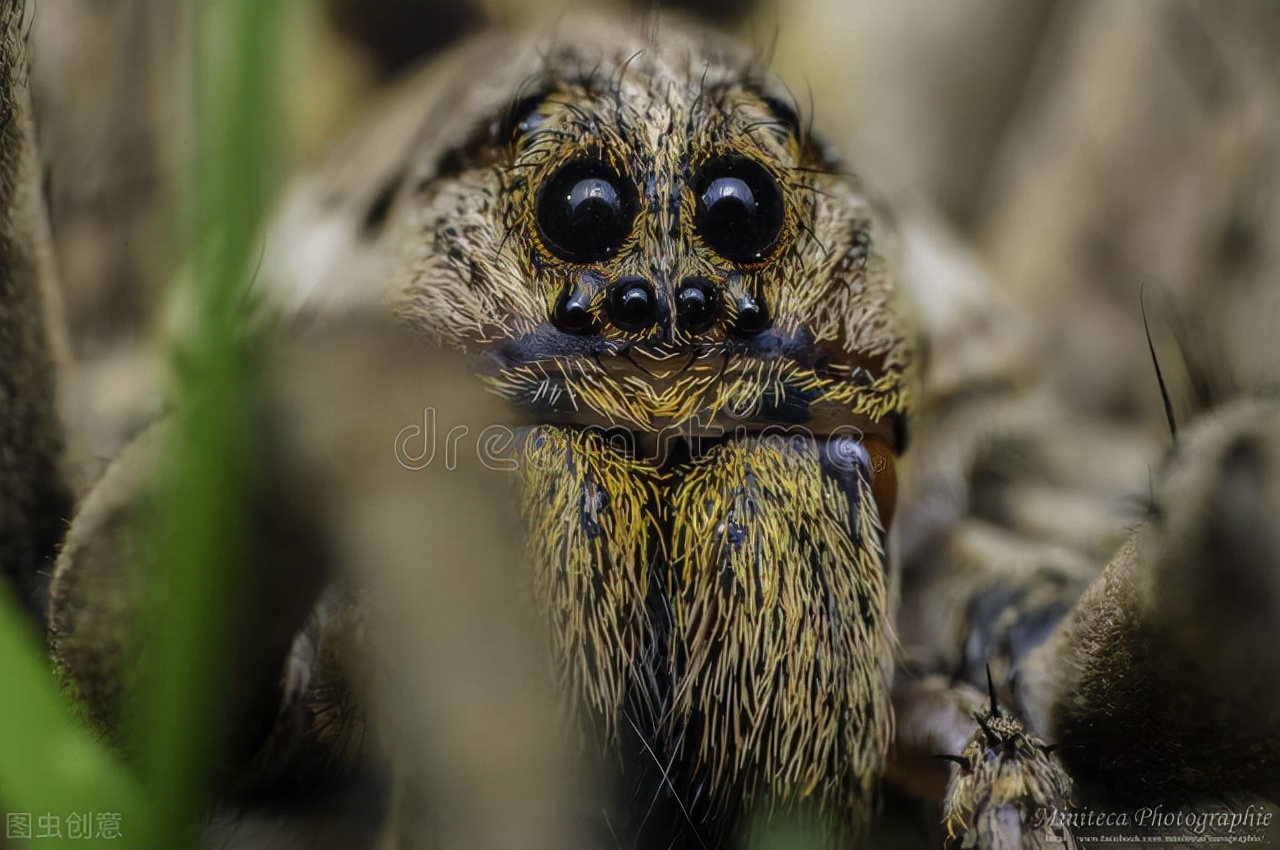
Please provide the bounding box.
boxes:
[535,155,786,265]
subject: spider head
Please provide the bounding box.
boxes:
[398,17,915,455]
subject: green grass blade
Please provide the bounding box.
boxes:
[0,586,147,845]
[136,1,282,845]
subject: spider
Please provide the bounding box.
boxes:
[4,2,1279,848]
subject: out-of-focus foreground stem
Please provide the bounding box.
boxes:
[138,1,280,846]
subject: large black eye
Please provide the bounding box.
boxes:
[536,159,637,263]
[692,156,785,263]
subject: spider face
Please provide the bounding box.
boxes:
[398,20,914,452]
[519,93,797,344]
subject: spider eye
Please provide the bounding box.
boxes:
[692,156,784,263]
[536,159,637,263]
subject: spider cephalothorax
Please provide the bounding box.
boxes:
[396,18,913,439]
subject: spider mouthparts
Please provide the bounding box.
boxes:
[625,347,699,380]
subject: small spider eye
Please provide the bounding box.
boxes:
[536,159,638,263]
[553,282,597,334]
[692,156,784,263]
[606,276,660,332]
[732,292,769,336]
[676,277,719,334]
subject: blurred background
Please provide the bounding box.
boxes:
[15,1,1280,846]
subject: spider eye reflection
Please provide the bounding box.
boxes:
[536,159,638,263]
[692,156,785,263]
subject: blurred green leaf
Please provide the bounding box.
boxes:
[0,586,148,845]
[135,0,281,846]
